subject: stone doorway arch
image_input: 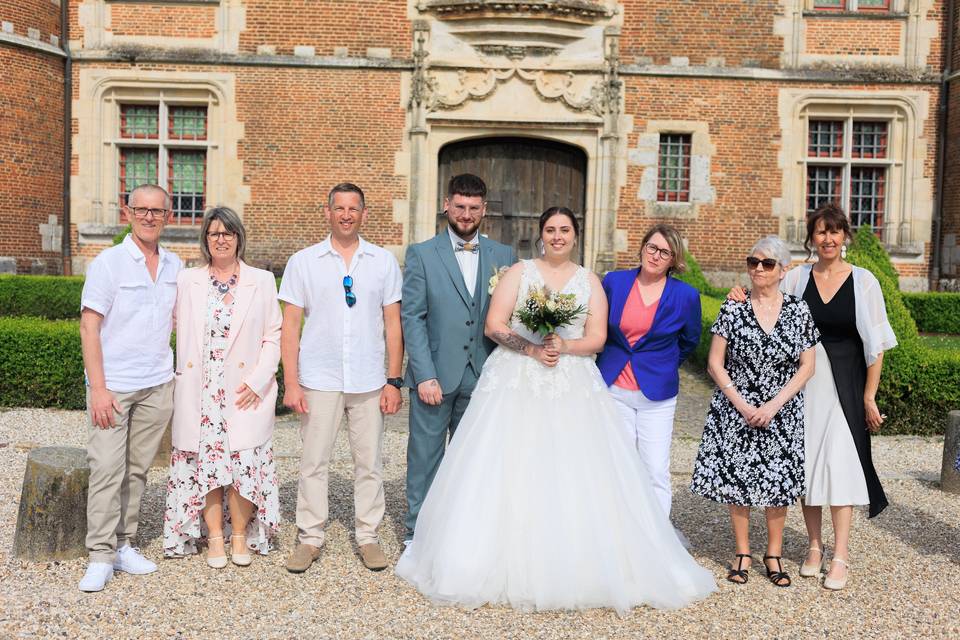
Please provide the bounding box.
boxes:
[437,137,587,262]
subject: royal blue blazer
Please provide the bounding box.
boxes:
[596,269,702,401]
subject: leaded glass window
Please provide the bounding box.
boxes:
[657,134,691,203]
[804,117,892,238]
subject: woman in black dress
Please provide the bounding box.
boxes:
[785,205,897,590]
[691,236,819,587]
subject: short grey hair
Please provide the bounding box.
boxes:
[327,182,365,209]
[127,184,172,210]
[749,235,791,268]
[199,206,246,264]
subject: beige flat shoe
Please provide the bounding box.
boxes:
[230,534,252,567]
[206,536,228,569]
[799,546,824,578]
[823,557,849,590]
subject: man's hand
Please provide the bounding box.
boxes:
[283,382,309,414]
[727,286,748,303]
[417,379,443,406]
[90,387,122,429]
[235,383,262,411]
[380,385,402,415]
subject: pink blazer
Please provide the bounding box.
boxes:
[172,261,282,452]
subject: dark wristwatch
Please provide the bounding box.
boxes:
[386,377,404,389]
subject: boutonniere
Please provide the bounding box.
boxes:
[488,265,510,295]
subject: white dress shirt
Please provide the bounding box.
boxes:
[278,235,402,393]
[448,226,480,297]
[80,235,182,393]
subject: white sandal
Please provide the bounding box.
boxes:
[823,557,850,590]
[799,546,824,578]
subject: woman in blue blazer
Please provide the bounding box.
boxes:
[596,224,701,519]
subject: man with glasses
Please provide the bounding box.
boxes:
[279,183,403,573]
[78,184,182,592]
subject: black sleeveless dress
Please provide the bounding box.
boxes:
[803,274,888,518]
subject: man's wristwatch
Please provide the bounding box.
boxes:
[386,377,404,389]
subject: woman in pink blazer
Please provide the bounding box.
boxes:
[162,207,282,568]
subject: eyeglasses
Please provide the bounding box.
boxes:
[207,231,237,241]
[129,207,170,219]
[643,242,674,261]
[343,275,357,307]
[746,256,780,271]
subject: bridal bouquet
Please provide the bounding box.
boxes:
[514,285,587,337]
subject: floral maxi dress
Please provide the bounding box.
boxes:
[163,280,280,556]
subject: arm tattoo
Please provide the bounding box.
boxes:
[492,330,534,354]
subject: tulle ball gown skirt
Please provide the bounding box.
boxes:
[395,349,716,614]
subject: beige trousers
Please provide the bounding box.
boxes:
[296,388,384,547]
[85,380,174,563]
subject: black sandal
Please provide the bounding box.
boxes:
[763,555,792,587]
[726,553,752,584]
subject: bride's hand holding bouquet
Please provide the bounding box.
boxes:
[514,285,587,366]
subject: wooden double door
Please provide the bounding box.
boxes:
[437,137,587,262]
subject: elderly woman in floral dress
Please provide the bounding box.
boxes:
[163,207,282,568]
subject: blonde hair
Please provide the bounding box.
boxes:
[640,224,687,274]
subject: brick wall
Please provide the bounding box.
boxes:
[0,47,64,274]
[238,0,412,57]
[616,76,939,281]
[0,0,61,43]
[110,3,216,39]
[620,0,783,67]
[805,18,903,56]
[942,79,960,278]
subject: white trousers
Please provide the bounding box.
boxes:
[608,385,678,518]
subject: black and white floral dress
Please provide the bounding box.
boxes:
[690,294,819,507]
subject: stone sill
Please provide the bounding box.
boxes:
[78,223,200,245]
[785,240,923,260]
[72,49,410,69]
[801,10,909,20]
[104,0,220,4]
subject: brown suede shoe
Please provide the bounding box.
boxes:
[285,543,321,573]
[358,543,388,571]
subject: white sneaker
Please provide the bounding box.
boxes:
[78,562,114,592]
[114,545,157,575]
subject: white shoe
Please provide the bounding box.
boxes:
[78,562,114,592]
[113,545,157,575]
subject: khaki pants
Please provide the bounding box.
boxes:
[296,388,384,547]
[85,380,173,563]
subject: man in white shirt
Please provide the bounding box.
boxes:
[280,183,403,573]
[78,184,182,592]
[400,174,515,542]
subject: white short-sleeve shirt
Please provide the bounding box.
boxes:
[80,235,182,393]
[278,235,402,393]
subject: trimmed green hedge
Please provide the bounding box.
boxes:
[675,252,729,299]
[0,317,288,414]
[0,317,86,409]
[0,275,84,320]
[902,292,960,335]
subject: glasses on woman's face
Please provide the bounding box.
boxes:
[343,275,357,308]
[643,242,674,261]
[207,231,237,242]
[746,256,779,272]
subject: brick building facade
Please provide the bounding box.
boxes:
[1,0,959,289]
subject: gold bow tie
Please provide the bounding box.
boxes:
[455,242,478,253]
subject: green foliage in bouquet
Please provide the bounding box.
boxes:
[514,285,587,337]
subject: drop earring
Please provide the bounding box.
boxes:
[538,239,546,256]
[841,244,847,260]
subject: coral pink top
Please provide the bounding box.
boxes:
[613,280,660,390]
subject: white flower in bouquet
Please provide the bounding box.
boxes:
[488,265,510,295]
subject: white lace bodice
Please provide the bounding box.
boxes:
[477,259,603,399]
[510,259,591,345]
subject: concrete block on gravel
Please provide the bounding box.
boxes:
[13,446,88,561]
[941,410,960,493]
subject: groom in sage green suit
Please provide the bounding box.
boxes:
[401,174,516,541]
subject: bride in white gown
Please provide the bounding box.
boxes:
[395,207,716,613]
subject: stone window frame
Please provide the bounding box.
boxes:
[811,0,893,12]
[656,133,692,203]
[630,121,716,221]
[777,90,931,256]
[74,70,247,247]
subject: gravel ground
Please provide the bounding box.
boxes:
[1,368,958,639]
